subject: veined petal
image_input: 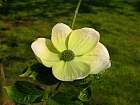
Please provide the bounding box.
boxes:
[51,23,72,52]
[68,28,100,55]
[75,42,111,74]
[31,38,60,67]
[52,60,90,81]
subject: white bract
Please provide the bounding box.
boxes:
[31,23,111,81]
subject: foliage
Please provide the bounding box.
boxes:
[5,81,44,105]
[78,86,92,102]
[5,69,94,104]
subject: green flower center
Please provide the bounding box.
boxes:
[60,50,75,61]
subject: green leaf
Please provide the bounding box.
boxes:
[48,98,60,105]
[52,92,73,104]
[72,76,92,88]
[48,97,83,105]
[5,81,44,104]
[48,92,83,105]
[78,87,92,102]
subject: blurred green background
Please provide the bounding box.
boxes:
[0,0,140,105]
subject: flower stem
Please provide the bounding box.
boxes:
[55,81,62,91]
[71,0,82,29]
[49,82,62,97]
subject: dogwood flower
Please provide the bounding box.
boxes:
[31,23,111,81]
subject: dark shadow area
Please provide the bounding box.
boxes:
[15,80,44,94]
[30,63,59,85]
[125,0,140,12]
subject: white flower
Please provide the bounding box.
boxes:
[31,23,111,81]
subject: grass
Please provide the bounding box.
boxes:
[0,0,140,105]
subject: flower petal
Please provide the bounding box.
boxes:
[68,28,100,55]
[31,38,60,67]
[76,42,111,74]
[51,23,72,52]
[52,60,90,81]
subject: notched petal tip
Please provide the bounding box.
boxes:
[31,38,45,52]
[107,59,111,69]
[31,38,60,67]
[54,23,67,26]
[51,23,72,52]
[90,42,111,74]
[75,42,111,74]
[68,27,100,55]
[82,27,100,38]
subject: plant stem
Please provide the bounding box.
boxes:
[71,0,82,29]
[55,81,62,91]
[49,82,62,97]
